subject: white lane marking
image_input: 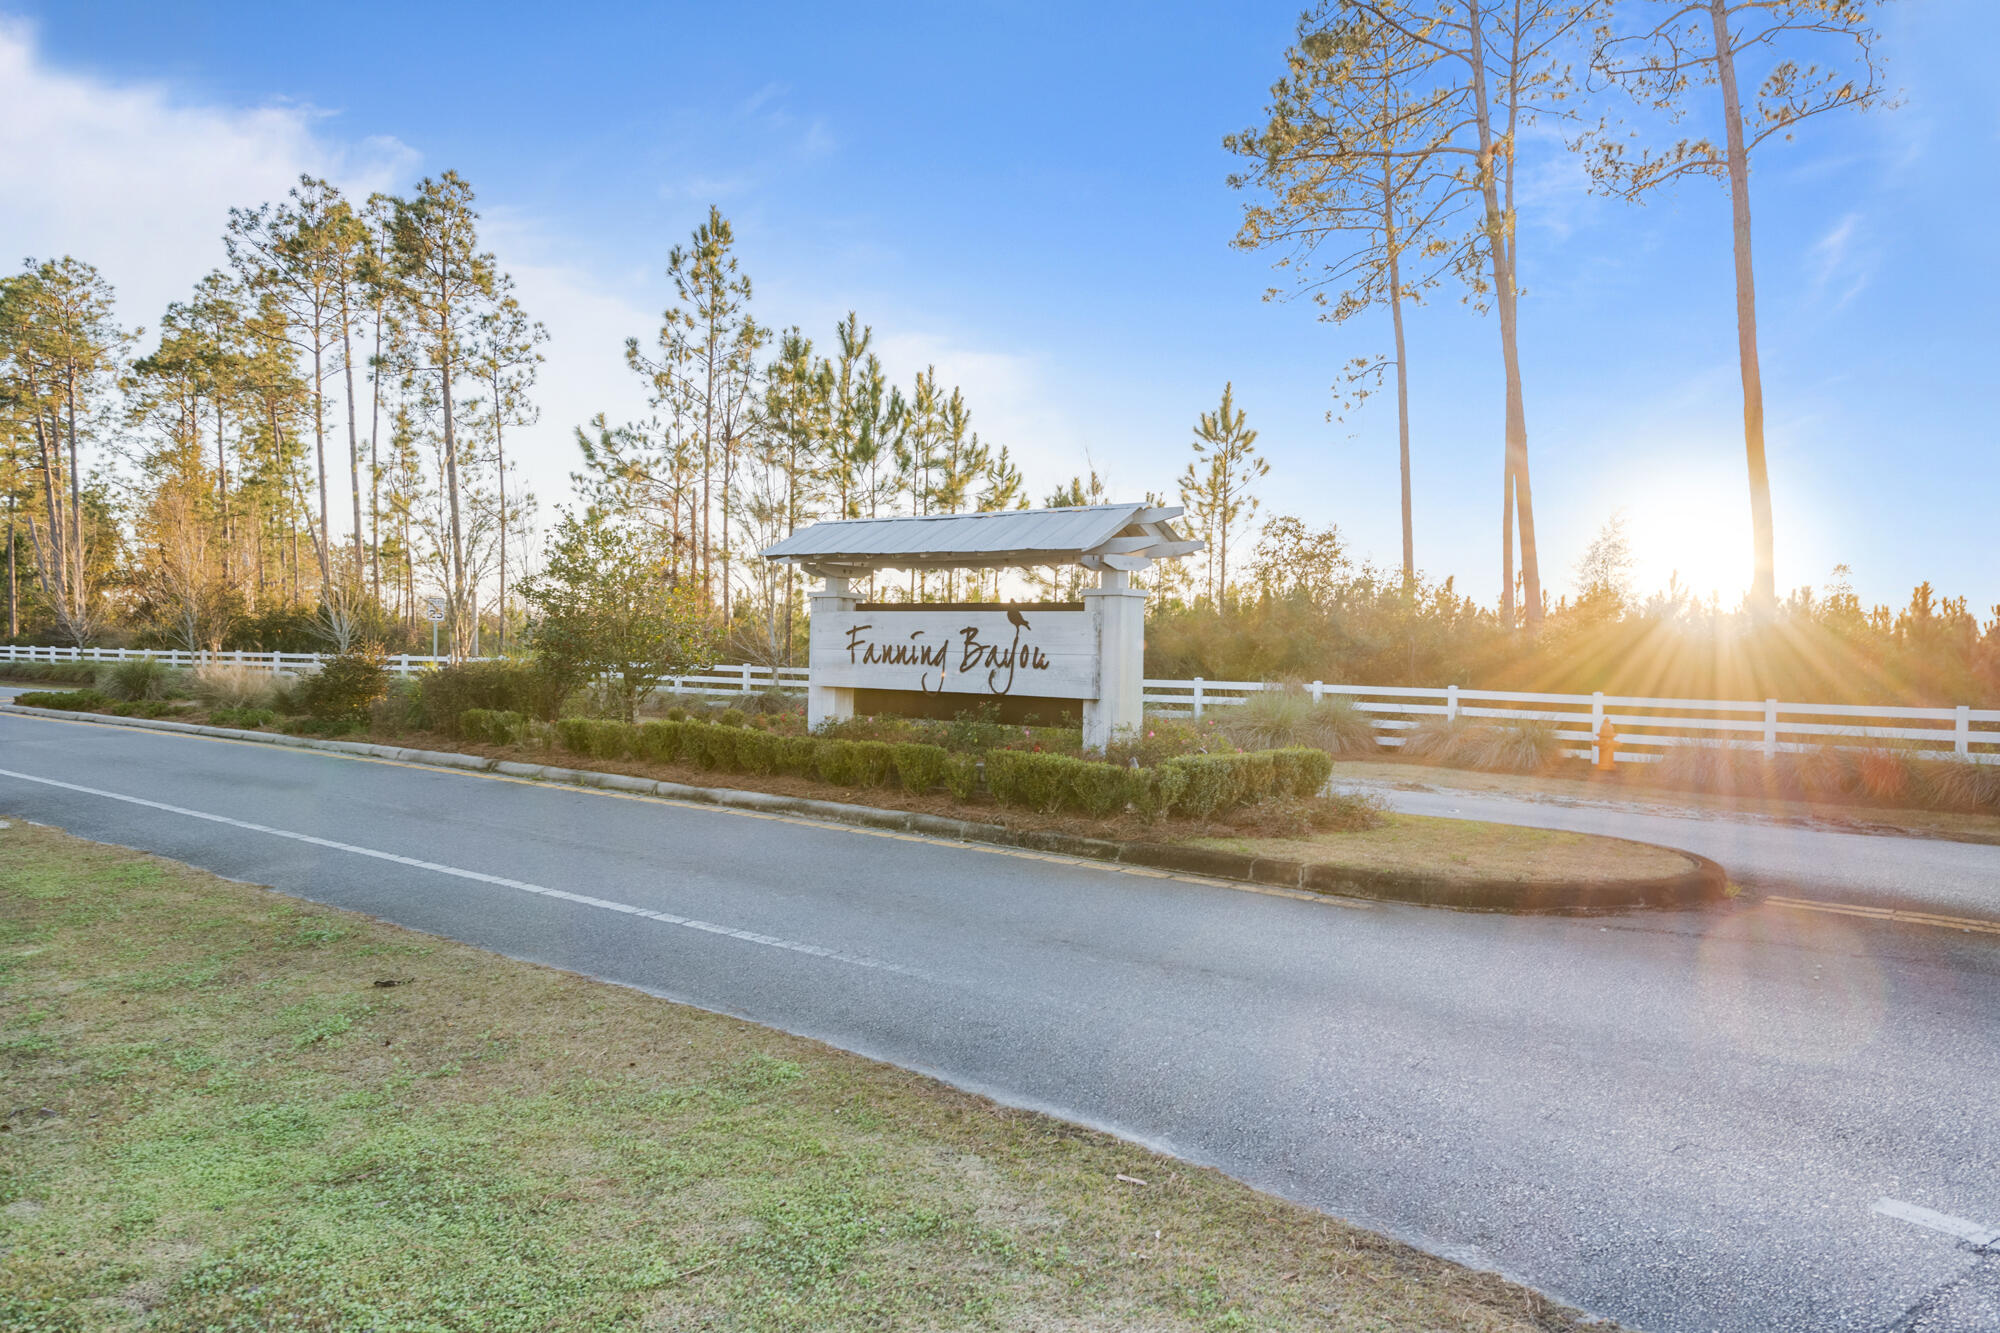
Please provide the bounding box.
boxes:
[0,766,929,981]
[1873,1197,2000,1249]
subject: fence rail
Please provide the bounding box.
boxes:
[5,645,1995,764]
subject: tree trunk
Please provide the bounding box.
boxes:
[340,281,365,583]
[311,343,331,587]
[215,400,230,585]
[65,367,84,632]
[495,372,507,656]
[1710,0,1775,611]
[369,300,383,604]
[6,492,16,639]
[1385,179,1414,584]
[1466,0,1541,628]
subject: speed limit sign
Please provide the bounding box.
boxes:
[424,596,448,623]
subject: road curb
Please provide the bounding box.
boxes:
[2,702,1725,913]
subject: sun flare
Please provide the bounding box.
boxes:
[1619,472,1758,608]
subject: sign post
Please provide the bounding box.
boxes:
[424,595,447,659]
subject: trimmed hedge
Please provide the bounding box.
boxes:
[13,689,106,711]
[542,715,1331,820]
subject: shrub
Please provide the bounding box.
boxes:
[190,664,282,709]
[814,739,866,786]
[1270,747,1335,798]
[108,700,179,718]
[370,678,424,734]
[943,751,979,801]
[692,724,740,771]
[458,709,527,746]
[732,728,779,776]
[776,736,821,778]
[985,750,1077,813]
[635,720,689,764]
[893,743,952,795]
[1065,760,1136,817]
[588,719,637,760]
[295,645,391,722]
[664,707,689,722]
[419,659,571,732]
[555,717,595,756]
[852,741,896,787]
[717,708,747,728]
[14,689,106,711]
[1168,754,1246,818]
[1130,764,1188,820]
[98,656,186,702]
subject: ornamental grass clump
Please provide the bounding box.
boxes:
[1918,755,2000,813]
[1399,714,1477,763]
[191,664,283,710]
[1221,685,1378,755]
[98,656,185,702]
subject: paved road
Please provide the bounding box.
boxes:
[1344,776,2000,920]
[4,707,1999,1333]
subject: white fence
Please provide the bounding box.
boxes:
[5,644,1996,764]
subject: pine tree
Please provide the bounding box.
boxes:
[1177,383,1269,604]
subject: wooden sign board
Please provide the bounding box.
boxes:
[809,607,1100,700]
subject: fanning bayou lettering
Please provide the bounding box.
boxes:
[842,621,1053,695]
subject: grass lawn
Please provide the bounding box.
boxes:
[0,821,1604,1332]
[1326,756,2000,845]
[1189,812,1694,884]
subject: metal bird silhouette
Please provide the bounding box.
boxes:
[1006,608,1032,630]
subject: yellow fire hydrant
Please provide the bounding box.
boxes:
[1596,719,1618,772]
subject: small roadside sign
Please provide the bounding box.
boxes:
[424,596,448,624]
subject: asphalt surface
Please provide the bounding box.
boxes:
[1347,777,2000,919]
[3,706,1998,1333]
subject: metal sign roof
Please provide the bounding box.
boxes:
[759,502,1201,575]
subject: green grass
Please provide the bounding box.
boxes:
[1188,812,1692,883]
[0,821,1605,1332]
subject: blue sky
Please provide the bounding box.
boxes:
[4,1,1993,612]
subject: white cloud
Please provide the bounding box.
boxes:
[1808,211,1872,307]
[0,17,415,331]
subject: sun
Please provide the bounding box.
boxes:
[1619,470,1757,608]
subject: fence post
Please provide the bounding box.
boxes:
[1191,677,1204,720]
[1310,680,1324,705]
[1591,691,1605,741]
[1763,699,1779,760]
[1957,705,1971,758]
[742,663,753,695]
[1446,683,1459,722]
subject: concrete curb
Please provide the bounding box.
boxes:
[2,702,1725,913]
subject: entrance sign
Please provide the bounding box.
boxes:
[761,502,1200,752]
[810,607,1098,699]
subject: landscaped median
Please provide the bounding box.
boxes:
[2,699,1726,912]
[0,821,1616,1331]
